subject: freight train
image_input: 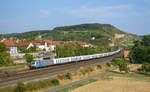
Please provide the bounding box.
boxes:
[31,49,121,68]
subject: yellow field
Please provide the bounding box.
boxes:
[70,77,150,92]
[70,64,150,92]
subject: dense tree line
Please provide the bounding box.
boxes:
[53,23,121,33]
[56,42,102,58]
[131,35,150,64]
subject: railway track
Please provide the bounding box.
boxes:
[0,51,123,88]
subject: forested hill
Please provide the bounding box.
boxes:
[0,23,140,48]
[54,23,123,33]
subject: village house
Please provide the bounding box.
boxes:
[1,40,18,54]
[17,40,56,52]
[32,40,56,51]
[44,40,56,51]
[0,39,57,54]
[81,42,97,48]
[63,41,97,48]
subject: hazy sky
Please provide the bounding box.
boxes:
[0,0,150,35]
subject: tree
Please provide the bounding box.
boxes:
[28,46,37,52]
[111,58,130,73]
[18,42,37,53]
[18,42,26,53]
[142,35,150,46]
[51,79,59,85]
[65,72,71,80]
[0,42,7,52]
[131,45,148,63]
[118,59,130,73]
[0,42,12,66]
[131,35,150,64]
[141,63,150,72]
[56,42,101,58]
[25,53,33,64]
[14,82,25,92]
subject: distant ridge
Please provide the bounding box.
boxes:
[54,23,116,31]
[0,23,140,48]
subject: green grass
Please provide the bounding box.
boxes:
[56,79,97,92]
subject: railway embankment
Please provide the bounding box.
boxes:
[0,51,123,89]
[0,59,118,92]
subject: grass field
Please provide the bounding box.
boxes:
[68,71,150,92]
[71,76,150,92]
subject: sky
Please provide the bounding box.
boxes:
[0,0,150,35]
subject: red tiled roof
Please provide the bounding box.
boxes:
[22,41,31,47]
[3,40,18,50]
[82,42,87,45]
[52,41,61,45]
[44,40,52,44]
[32,40,45,45]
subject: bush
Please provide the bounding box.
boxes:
[111,58,120,66]
[66,73,71,80]
[111,58,130,73]
[141,63,150,72]
[97,65,102,69]
[51,79,59,86]
[25,53,33,64]
[88,67,94,72]
[106,63,111,67]
[137,68,142,72]
[14,82,25,92]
